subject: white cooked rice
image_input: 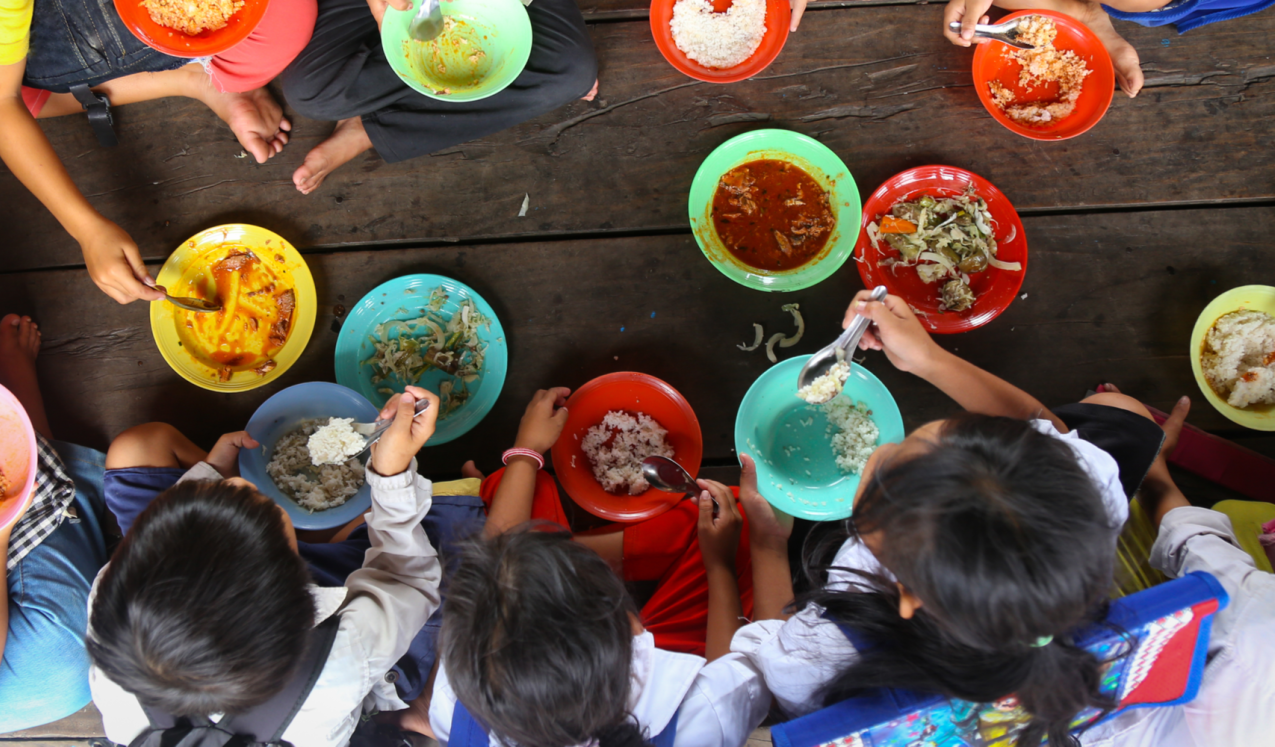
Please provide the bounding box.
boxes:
[581,410,674,495]
[822,397,879,474]
[307,417,367,466]
[1201,309,1275,409]
[797,360,850,404]
[670,0,766,70]
[267,419,365,512]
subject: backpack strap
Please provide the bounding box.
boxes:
[449,700,491,747]
[220,614,343,744]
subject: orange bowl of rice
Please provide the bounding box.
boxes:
[650,0,790,83]
[115,0,270,57]
[972,10,1115,141]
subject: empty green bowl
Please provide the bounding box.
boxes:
[689,129,861,293]
[381,0,531,102]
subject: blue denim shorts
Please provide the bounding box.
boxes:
[24,0,185,92]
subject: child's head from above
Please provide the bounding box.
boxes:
[807,414,1118,746]
[441,526,652,747]
[88,479,315,717]
[849,413,1117,645]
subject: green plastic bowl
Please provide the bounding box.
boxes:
[734,355,905,521]
[381,0,531,102]
[689,129,861,293]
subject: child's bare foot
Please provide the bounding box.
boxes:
[293,117,373,195]
[1076,1,1144,97]
[461,460,485,480]
[582,79,599,102]
[0,314,51,438]
[191,66,291,163]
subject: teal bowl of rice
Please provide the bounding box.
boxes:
[735,355,905,521]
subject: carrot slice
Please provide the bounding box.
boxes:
[879,216,917,234]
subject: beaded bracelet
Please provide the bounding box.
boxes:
[501,448,544,470]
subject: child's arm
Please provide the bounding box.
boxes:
[698,480,744,662]
[341,387,444,682]
[1137,396,1192,528]
[738,454,796,622]
[484,387,570,537]
[0,62,163,305]
[850,291,1068,432]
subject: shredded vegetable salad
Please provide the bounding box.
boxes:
[865,188,1021,312]
[361,287,490,419]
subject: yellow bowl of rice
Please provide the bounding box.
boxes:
[1190,285,1275,431]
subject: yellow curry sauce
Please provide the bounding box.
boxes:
[175,248,295,381]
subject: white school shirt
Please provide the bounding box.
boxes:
[1079,506,1275,747]
[731,419,1129,719]
[88,460,442,747]
[428,631,771,747]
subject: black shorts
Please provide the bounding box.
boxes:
[1054,402,1165,498]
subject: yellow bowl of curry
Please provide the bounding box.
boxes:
[150,224,317,392]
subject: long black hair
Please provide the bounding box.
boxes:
[440,525,653,747]
[802,414,1120,746]
[87,479,316,716]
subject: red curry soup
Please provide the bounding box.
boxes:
[711,159,836,272]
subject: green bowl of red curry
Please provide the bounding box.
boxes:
[689,129,860,292]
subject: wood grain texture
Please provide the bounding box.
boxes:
[3,5,1273,272]
[6,206,1273,486]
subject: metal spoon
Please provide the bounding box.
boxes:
[408,0,445,42]
[796,285,888,397]
[346,397,431,460]
[155,286,221,313]
[642,456,718,515]
[947,18,1037,50]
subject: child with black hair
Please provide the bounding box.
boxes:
[416,388,772,747]
[87,386,446,746]
[731,290,1168,747]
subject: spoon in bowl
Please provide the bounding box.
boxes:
[408,0,445,42]
[642,456,718,515]
[796,285,887,402]
[348,398,432,459]
[947,18,1037,50]
[154,285,221,313]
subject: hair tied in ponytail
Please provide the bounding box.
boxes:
[1032,636,1054,648]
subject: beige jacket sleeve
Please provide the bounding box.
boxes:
[340,458,442,709]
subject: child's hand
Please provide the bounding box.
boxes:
[371,386,440,476]
[943,0,994,47]
[737,454,793,552]
[847,291,943,375]
[206,431,260,478]
[364,0,410,27]
[790,0,808,31]
[514,387,571,454]
[697,480,742,572]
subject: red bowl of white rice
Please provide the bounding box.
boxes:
[650,0,791,83]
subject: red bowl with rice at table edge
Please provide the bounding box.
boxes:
[971,10,1115,141]
[650,0,790,83]
[114,0,271,57]
[552,372,704,523]
[854,165,1028,334]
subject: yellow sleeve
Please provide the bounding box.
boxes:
[0,0,33,67]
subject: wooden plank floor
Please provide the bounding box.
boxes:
[2,0,1274,740]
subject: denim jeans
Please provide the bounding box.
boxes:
[24,0,184,92]
[0,442,107,734]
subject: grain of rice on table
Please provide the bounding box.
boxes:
[141,0,244,35]
[670,0,767,70]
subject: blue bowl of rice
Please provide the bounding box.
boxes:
[239,382,379,530]
[734,355,905,521]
